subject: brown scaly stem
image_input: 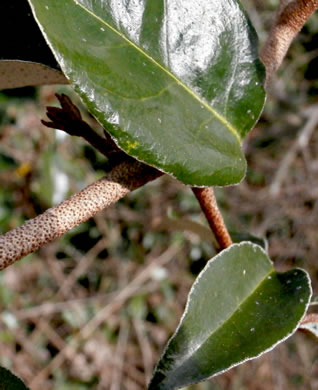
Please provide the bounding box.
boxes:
[46,96,232,250]
[192,187,232,250]
[0,96,162,268]
[261,0,318,85]
[193,0,318,248]
[0,160,162,269]
[1,1,318,266]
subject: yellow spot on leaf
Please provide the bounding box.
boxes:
[126,141,139,152]
[16,162,32,178]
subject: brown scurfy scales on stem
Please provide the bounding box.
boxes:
[192,187,233,250]
[261,0,318,85]
[1,0,318,268]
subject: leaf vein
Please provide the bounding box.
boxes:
[73,0,241,142]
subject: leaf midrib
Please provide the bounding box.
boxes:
[179,266,275,366]
[73,0,241,142]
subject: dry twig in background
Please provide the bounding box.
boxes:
[269,105,318,197]
[28,245,179,388]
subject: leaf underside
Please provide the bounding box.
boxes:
[149,242,311,390]
[27,0,265,186]
[0,0,66,89]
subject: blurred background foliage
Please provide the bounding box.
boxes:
[0,0,318,389]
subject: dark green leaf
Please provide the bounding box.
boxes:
[149,242,311,390]
[0,367,29,390]
[0,0,66,89]
[27,0,265,186]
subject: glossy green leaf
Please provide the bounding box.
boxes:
[27,0,265,186]
[149,242,311,390]
[0,0,67,89]
[0,367,29,390]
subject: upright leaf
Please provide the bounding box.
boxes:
[0,0,67,89]
[149,242,311,390]
[27,0,265,186]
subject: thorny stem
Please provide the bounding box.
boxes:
[192,188,232,250]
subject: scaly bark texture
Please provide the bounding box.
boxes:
[192,187,232,250]
[1,0,318,268]
[261,0,318,84]
[0,160,161,269]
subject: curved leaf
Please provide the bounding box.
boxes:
[149,242,311,390]
[0,0,67,89]
[0,367,29,390]
[27,0,265,186]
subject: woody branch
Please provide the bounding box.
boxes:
[1,0,318,268]
[261,0,318,84]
